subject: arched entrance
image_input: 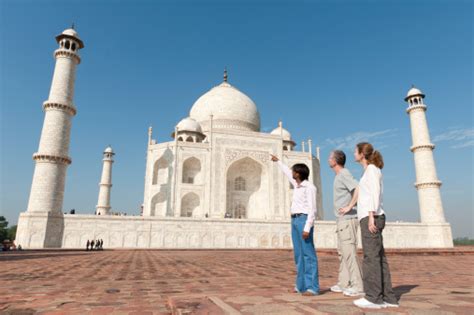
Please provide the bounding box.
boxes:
[181,192,200,217]
[226,157,267,219]
[182,157,202,184]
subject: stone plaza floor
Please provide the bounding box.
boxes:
[1,248,473,315]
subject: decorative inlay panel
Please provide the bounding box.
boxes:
[224,148,269,166]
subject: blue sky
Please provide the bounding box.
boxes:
[1,0,472,237]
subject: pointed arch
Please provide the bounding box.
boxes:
[226,157,268,219]
[182,157,202,184]
[181,192,200,217]
[152,156,169,185]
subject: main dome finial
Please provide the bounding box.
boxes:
[223,67,228,82]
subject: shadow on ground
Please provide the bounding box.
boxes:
[393,284,418,299]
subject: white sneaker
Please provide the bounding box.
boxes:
[343,288,365,297]
[330,285,344,293]
[353,298,385,309]
[383,301,399,308]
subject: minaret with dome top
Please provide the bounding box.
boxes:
[405,86,446,223]
[26,26,84,215]
[16,27,84,248]
[96,146,115,215]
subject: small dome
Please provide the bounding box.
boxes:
[62,28,79,37]
[176,117,203,133]
[56,27,84,49]
[104,146,114,153]
[271,125,293,142]
[405,86,425,101]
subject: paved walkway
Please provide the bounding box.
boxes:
[1,248,473,314]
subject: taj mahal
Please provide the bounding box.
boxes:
[15,28,454,249]
[142,69,323,222]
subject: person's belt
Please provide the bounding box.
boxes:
[291,213,307,218]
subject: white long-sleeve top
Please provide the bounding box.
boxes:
[357,164,385,221]
[277,161,317,232]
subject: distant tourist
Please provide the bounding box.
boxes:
[100,239,104,250]
[352,143,398,309]
[328,150,364,297]
[271,154,319,296]
[86,240,90,251]
[90,240,95,251]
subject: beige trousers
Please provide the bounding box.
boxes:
[336,218,363,292]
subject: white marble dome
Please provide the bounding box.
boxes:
[104,146,113,153]
[190,81,261,132]
[405,86,425,100]
[271,126,292,141]
[176,117,202,133]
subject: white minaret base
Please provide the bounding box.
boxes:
[16,212,64,248]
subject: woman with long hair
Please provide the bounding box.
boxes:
[353,142,399,309]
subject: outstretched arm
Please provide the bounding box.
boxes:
[271,154,297,187]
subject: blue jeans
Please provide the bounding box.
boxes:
[291,215,319,294]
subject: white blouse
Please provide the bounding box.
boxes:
[357,164,385,221]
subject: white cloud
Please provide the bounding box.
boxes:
[433,128,474,149]
[323,129,397,150]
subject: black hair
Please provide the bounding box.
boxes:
[292,163,310,181]
[332,150,346,166]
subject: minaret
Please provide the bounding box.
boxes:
[96,146,115,215]
[405,86,446,223]
[26,27,84,215]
